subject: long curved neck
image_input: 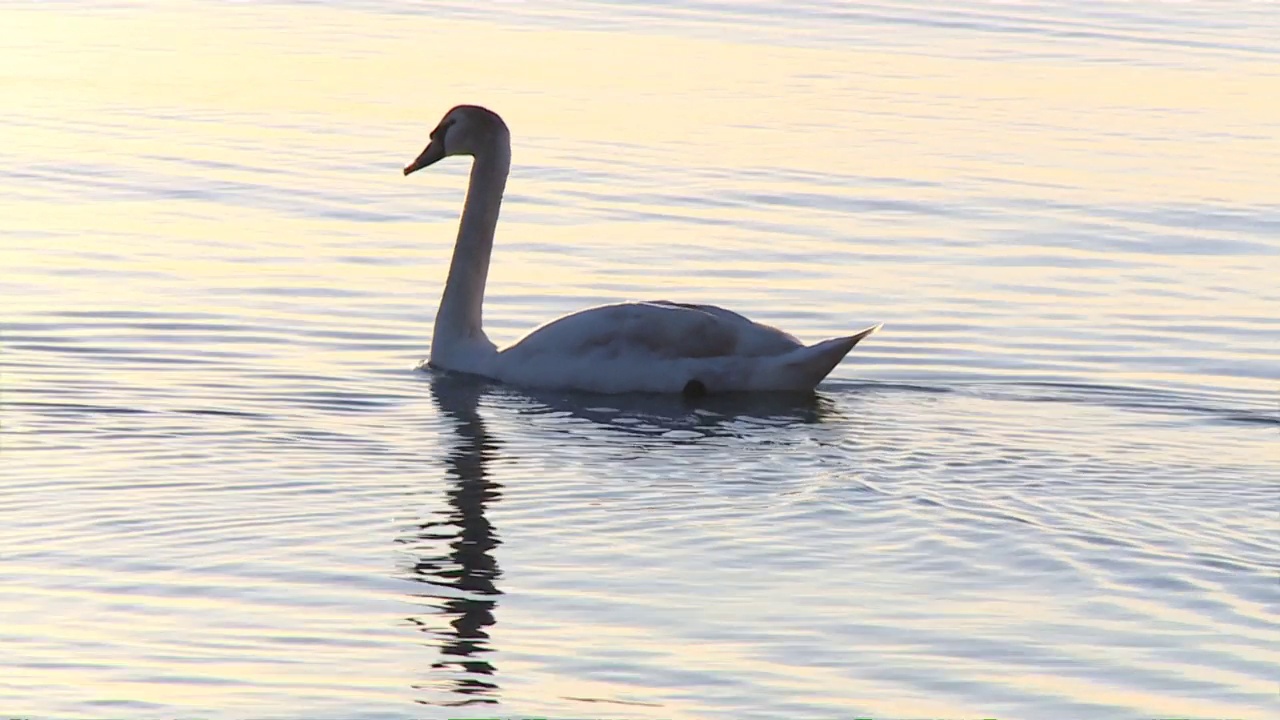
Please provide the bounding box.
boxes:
[433,134,510,351]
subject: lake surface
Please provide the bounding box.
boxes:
[2,1,1277,718]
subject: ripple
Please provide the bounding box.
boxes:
[3,1,1277,718]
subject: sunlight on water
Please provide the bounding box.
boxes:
[2,1,1277,719]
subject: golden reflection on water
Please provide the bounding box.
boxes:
[6,4,1276,371]
[6,4,1277,204]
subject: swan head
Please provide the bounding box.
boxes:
[403,105,509,175]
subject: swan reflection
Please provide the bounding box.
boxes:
[497,383,840,439]
[405,375,504,707]
[403,371,850,706]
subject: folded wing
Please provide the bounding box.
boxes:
[503,300,804,361]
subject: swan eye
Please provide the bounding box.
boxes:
[430,118,457,142]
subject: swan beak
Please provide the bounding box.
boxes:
[403,142,445,175]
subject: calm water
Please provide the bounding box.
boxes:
[2,1,1277,718]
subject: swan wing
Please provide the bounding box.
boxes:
[501,301,803,361]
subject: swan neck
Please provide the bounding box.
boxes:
[433,134,510,352]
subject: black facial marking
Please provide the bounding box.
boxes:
[682,379,707,399]
[430,117,457,142]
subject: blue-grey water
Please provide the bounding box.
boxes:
[1,1,1277,718]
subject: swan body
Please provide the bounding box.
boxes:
[404,105,880,395]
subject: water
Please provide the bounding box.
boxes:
[2,1,1277,718]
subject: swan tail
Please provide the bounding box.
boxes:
[781,323,882,390]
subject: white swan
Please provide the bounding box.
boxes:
[403,105,881,395]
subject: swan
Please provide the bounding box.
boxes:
[403,104,881,395]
